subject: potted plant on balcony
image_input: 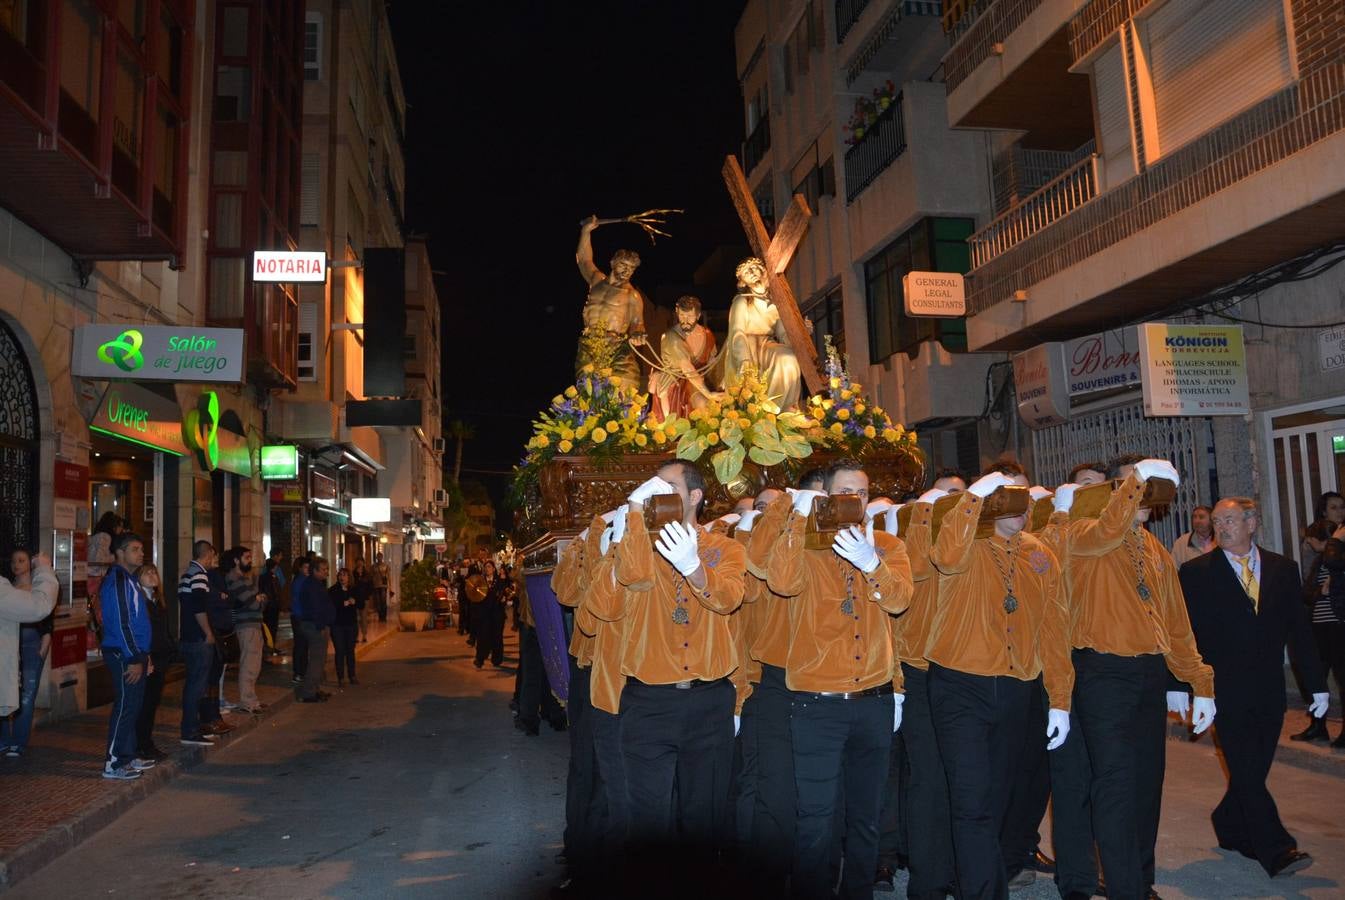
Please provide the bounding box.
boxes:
[397,559,436,632]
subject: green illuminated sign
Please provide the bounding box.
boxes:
[74,325,245,383]
[1335,434,1345,455]
[260,445,299,480]
[97,329,145,372]
[89,385,187,455]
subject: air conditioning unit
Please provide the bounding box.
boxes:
[432,437,446,453]
[434,488,449,505]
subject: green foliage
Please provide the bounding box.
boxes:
[398,559,439,612]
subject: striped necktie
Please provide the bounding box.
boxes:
[1237,555,1259,613]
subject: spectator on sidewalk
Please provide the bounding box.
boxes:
[330,568,359,688]
[1,548,56,758]
[1171,505,1216,565]
[178,542,220,748]
[259,549,285,658]
[351,559,374,644]
[289,556,311,685]
[99,533,155,780]
[474,561,506,669]
[223,547,266,715]
[133,563,173,762]
[298,557,335,702]
[85,513,123,644]
[372,554,391,623]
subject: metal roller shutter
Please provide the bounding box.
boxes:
[1094,40,1135,190]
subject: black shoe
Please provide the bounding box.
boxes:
[1269,849,1313,877]
[291,674,303,684]
[1291,716,1330,742]
[300,696,323,703]
[1146,889,1163,900]
[317,691,332,700]
[473,660,483,668]
[180,734,215,746]
[873,865,896,891]
[348,677,359,685]
[548,717,568,732]
[1024,848,1055,874]
[1331,732,1345,749]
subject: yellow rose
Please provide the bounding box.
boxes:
[635,433,648,447]
[767,413,777,423]
[822,399,834,410]
[841,390,853,401]
[855,403,866,416]
[829,376,841,389]
[600,367,613,377]
[666,421,680,436]
[591,427,608,443]
[690,408,704,421]
[653,430,667,445]
[811,406,826,420]
[576,424,590,439]
[908,430,917,441]
[558,439,573,453]
[882,428,898,441]
[560,427,575,441]
[708,418,720,429]
[747,403,760,415]
[863,425,876,439]
[830,423,844,435]
[552,395,565,406]
[605,420,618,432]
[564,386,578,399]
[850,382,863,391]
[707,432,720,446]
[837,408,851,420]
[581,363,595,374]
[809,395,821,407]
[536,435,550,448]
[873,406,884,417]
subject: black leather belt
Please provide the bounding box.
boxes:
[626,676,726,691]
[796,682,894,701]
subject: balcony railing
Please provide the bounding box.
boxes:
[844,94,907,203]
[1069,0,1156,65]
[836,0,873,43]
[970,153,1097,268]
[991,141,1095,214]
[944,0,1044,92]
[743,114,771,174]
[964,61,1345,315]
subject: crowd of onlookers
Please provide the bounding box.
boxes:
[0,511,395,780]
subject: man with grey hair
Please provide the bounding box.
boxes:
[1177,496,1327,878]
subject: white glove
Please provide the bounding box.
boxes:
[628,475,675,506]
[1191,696,1216,734]
[733,715,741,737]
[866,499,895,519]
[884,506,900,536]
[610,504,629,544]
[968,472,1015,498]
[655,521,701,577]
[791,489,826,516]
[1053,484,1079,513]
[737,509,761,533]
[1309,692,1330,718]
[718,513,742,529]
[893,694,904,733]
[1133,459,1181,486]
[1166,691,1190,719]
[599,523,614,556]
[833,522,880,574]
[1029,486,1052,502]
[578,527,589,541]
[1046,708,1070,750]
[917,488,948,504]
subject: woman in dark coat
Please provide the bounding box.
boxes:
[329,568,360,687]
[474,561,507,669]
[134,564,174,760]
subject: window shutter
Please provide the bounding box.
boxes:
[300,153,320,226]
[297,301,318,382]
[1094,41,1135,190]
[1144,0,1291,158]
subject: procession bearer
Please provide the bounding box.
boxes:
[764,458,913,900]
[587,461,747,877]
[924,469,1075,900]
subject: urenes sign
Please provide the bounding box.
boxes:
[252,250,327,283]
[89,384,188,455]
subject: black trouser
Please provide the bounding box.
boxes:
[1072,650,1167,900]
[1049,704,1098,897]
[790,687,892,900]
[375,587,388,622]
[458,595,471,634]
[298,622,329,699]
[620,677,735,877]
[592,704,629,855]
[135,652,171,753]
[1001,677,1050,875]
[735,664,796,886]
[877,724,906,870]
[901,663,957,900]
[331,623,357,681]
[519,625,563,728]
[564,664,605,873]
[263,600,280,651]
[474,601,504,666]
[1211,709,1297,873]
[1313,622,1345,710]
[291,614,307,678]
[928,664,1029,900]
[199,643,224,724]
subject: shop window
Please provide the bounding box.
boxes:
[60,0,103,117]
[208,257,246,320]
[865,217,972,363]
[113,51,142,162]
[214,65,252,121]
[214,193,242,247]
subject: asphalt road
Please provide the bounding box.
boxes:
[9,628,1343,899]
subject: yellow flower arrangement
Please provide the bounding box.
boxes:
[805,336,921,458]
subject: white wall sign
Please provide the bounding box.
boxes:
[252,250,327,283]
[1012,343,1070,429]
[902,271,966,317]
[351,497,392,524]
[1139,323,1250,416]
[1319,327,1345,373]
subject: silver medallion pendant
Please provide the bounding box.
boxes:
[1137,583,1152,602]
[840,597,855,616]
[1003,594,1019,614]
[671,605,690,625]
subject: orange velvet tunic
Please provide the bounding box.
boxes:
[577,552,635,715]
[765,512,913,693]
[924,492,1074,710]
[729,528,763,714]
[745,495,794,670]
[892,501,936,677]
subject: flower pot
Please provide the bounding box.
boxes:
[398,611,430,632]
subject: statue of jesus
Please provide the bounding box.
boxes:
[649,295,721,420]
[575,215,647,385]
[724,256,802,410]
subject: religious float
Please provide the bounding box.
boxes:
[510,157,925,702]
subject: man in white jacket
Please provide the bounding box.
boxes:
[1,552,59,716]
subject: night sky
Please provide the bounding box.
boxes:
[389,1,750,515]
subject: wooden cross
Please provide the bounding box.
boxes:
[722,155,825,396]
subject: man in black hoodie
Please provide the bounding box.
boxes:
[298,557,335,702]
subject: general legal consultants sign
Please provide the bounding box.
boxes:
[72,325,244,382]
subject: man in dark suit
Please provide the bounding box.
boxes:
[1177,497,1328,878]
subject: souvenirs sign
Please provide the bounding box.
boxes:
[1139,324,1250,416]
[72,325,244,382]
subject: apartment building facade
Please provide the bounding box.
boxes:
[941,0,1345,554]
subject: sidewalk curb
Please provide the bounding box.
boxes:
[0,685,298,893]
